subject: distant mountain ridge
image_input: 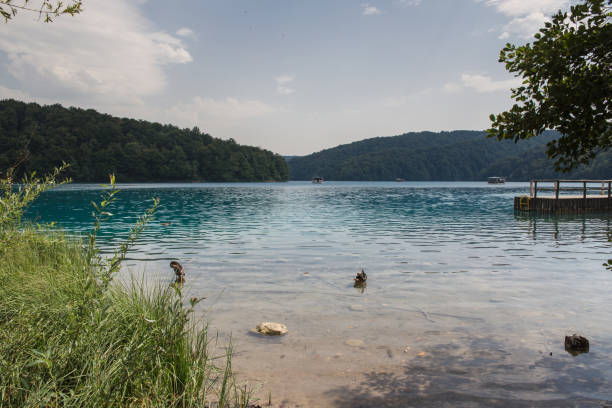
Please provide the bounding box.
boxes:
[0,99,289,182]
[288,130,611,181]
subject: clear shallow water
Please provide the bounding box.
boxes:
[28,181,612,405]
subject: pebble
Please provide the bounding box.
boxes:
[345,339,365,347]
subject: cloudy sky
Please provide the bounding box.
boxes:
[0,0,572,155]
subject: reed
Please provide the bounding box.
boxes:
[0,168,249,408]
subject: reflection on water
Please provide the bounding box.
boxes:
[27,181,612,404]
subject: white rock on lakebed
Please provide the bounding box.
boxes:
[255,322,288,336]
[345,339,365,347]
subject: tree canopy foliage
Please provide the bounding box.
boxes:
[0,99,289,182]
[0,0,81,22]
[287,130,611,181]
[488,0,611,172]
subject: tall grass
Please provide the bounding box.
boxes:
[0,168,249,407]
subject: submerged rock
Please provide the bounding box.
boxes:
[565,334,589,355]
[345,339,365,347]
[255,322,288,336]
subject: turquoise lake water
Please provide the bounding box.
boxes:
[27,181,612,405]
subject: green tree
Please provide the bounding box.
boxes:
[1,0,81,22]
[488,0,611,171]
[0,99,289,182]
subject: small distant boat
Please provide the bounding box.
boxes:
[312,177,324,184]
[488,177,506,184]
[395,178,406,182]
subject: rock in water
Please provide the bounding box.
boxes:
[345,339,365,347]
[255,322,288,336]
[565,334,589,355]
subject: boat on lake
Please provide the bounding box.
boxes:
[312,177,324,184]
[488,176,506,184]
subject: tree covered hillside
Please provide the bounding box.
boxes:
[0,99,289,182]
[288,130,611,181]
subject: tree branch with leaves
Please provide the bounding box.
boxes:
[488,0,611,172]
[1,0,81,22]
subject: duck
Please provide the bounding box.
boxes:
[354,269,367,286]
[170,261,185,282]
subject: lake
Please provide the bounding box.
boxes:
[28,181,612,407]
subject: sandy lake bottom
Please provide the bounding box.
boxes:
[193,273,612,408]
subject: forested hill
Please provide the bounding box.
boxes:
[288,130,611,181]
[0,99,289,182]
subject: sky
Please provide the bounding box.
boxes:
[0,0,573,155]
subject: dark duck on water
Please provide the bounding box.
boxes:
[170,261,185,283]
[354,269,367,286]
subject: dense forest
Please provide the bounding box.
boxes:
[288,130,611,181]
[0,99,289,182]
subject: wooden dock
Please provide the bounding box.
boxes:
[514,180,612,213]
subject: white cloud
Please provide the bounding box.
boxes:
[380,88,433,108]
[443,82,463,93]
[0,85,38,102]
[480,0,569,38]
[499,12,549,39]
[444,73,522,93]
[275,75,294,85]
[172,96,279,122]
[176,27,196,39]
[0,0,192,106]
[394,0,422,6]
[482,0,568,17]
[275,74,295,95]
[361,4,382,15]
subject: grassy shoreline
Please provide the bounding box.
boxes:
[0,227,249,408]
[0,169,250,407]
